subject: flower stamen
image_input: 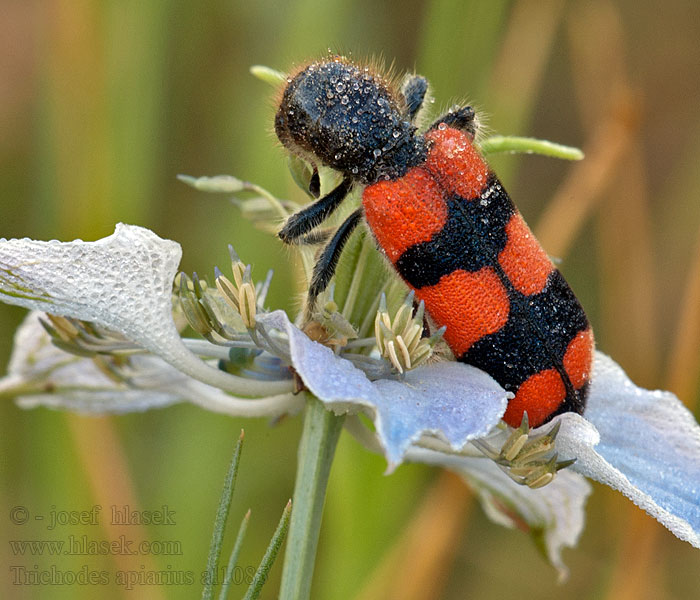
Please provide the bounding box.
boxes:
[39,315,139,357]
[472,413,576,489]
[216,251,258,330]
[374,291,444,374]
[303,285,358,348]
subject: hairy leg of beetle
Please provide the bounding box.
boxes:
[306,209,363,315]
[278,176,353,244]
[295,229,333,246]
[400,75,428,123]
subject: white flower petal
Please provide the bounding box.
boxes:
[407,447,591,581]
[0,225,291,396]
[1,311,182,412]
[14,374,181,413]
[0,224,181,344]
[2,311,301,417]
[260,311,509,469]
[556,351,700,548]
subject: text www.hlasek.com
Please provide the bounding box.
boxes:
[9,535,182,556]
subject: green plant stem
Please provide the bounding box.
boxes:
[479,135,584,160]
[279,396,345,600]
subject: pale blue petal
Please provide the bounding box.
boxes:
[407,447,591,580]
[260,311,509,469]
[556,352,700,548]
[372,364,508,469]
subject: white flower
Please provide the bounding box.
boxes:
[0,312,300,417]
[0,225,299,414]
[1,224,699,579]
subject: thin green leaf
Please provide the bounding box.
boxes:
[242,499,292,600]
[218,509,251,600]
[202,430,245,600]
[287,155,315,197]
[479,135,584,160]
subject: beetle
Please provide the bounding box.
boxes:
[274,57,594,428]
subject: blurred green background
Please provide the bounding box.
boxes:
[1,0,700,598]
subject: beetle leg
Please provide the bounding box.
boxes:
[400,74,429,123]
[306,208,363,316]
[278,176,353,244]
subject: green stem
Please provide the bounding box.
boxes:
[479,135,584,160]
[279,396,345,600]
